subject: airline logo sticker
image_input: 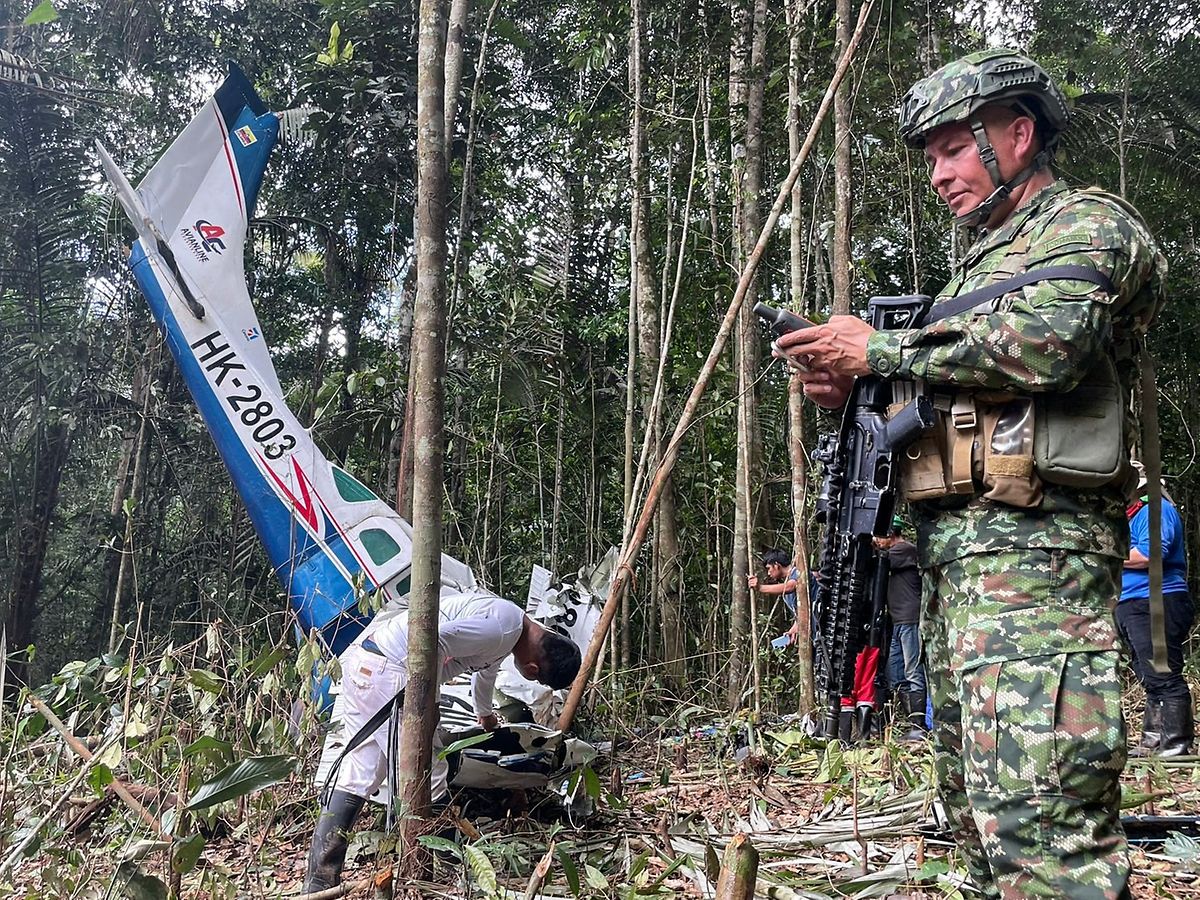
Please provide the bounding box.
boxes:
[234,125,258,147]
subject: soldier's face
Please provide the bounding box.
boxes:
[923,111,1038,224]
[923,121,998,218]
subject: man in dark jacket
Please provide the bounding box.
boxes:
[876,521,926,740]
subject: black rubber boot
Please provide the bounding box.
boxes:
[1158,697,1195,758]
[1131,700,1163,757]
[303,789,366,892]
[855,705,874,742]
[838,708,854,744]
[898,690,927,741]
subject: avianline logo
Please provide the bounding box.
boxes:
[180,219,227,262]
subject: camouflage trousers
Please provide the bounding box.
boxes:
[922,549,1130,900]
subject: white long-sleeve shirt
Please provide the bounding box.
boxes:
[357,589,526,716]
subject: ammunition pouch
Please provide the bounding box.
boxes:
[893,356,1125,506]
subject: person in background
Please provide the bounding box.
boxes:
[1119,465,1194,756]
[875,518,927,741]
[748,548,800,643]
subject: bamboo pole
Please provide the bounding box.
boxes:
[556,0,875,731]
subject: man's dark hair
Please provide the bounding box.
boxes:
[538,631,582,690]
[761,549,790,568]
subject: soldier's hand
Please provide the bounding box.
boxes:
[747,575,759,589]
[776,315,875,380]
[478,713,500,731]
[796,368,855,408]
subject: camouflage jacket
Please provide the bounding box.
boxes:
[866,180,1167,567]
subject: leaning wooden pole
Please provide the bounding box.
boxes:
[557,0,875,731]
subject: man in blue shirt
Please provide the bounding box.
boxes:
[749,549,801,643]
[1118,468,1194,756]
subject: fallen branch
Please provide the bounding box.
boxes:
[292,877,372,900]
[557,0,877,732]
[523,840,555,900]
[27,693,166,837]
[0,732,119,879]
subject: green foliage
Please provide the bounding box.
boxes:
[184,754,297,811]
[22,0,56,25]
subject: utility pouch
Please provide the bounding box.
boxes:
[980,395,1042,507]
[892,388,976,502]
[1033,354,1124,487]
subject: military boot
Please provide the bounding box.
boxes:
[838,708,854,744]
[1158,697,1195,757]
[899,690,928,742]
[303,789,366,892]
[1130,701,1163,757]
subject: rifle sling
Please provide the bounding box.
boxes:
[922,264,1114,325]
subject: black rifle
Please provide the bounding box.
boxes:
[755,296,933,737]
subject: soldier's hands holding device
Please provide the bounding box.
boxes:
[753,302,868,408]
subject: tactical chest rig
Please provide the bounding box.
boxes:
[892,263,1123,509]
[885,263,1170,675]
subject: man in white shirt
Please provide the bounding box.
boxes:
[303,589,582,892]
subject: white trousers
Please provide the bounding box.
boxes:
[324,644,447,801]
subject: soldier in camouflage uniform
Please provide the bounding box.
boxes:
[778,49,1166,899]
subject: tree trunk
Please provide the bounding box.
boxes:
[831,0,853,315]
[726,0,751,709]
[442,0,471,145]
[728,0,766,709]
[6,420,70,690]
[396,0,449,875]
[786,0,815,716]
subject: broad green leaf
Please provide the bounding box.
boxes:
[918,859,950,879]
[124,710,149,739]
[556,847,580,897]
[88,763,114,796]
[296,636,321,677]
[22,0,57,24]
[437,731,493,759]
[417,835,462,860]
[583,863,608,890]
[582,765,601,800]
[171,833,205,875]
[188,668,223,694]
[247,646,288,678]
[95,741,122,769]
[115,861,166,900]
[183,735,233,765]
[185,754,296,811]
[463,844,499,897]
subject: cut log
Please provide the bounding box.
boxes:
[715,832,758,900]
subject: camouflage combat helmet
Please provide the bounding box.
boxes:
[899,49,1070,226]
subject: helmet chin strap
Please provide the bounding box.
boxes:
[955,116,1052,228]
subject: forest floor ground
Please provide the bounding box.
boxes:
[17,705,1200,900]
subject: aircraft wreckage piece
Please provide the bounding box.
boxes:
[99,64,603,794]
